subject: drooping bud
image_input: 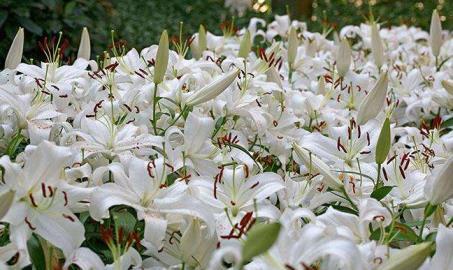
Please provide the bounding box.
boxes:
[77,27,91,60]
[371,23,384,69]
[357,72,388,125]
[378,242,432,270]
[287,26,298,68]
[154,30,169,85]
[184,69,239,107]
[5,28,24,69]
[336,38,352,77]
[441,79,453,95]
[429,10,443,57]
[293,143,342,190]
[238,30,252,58]
[424,156,453,205]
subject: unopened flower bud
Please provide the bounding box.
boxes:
[336,38,351,77]
[430,10,443,57]
[5,28,24,69]
[357,72,388,125]
[77,27,91,60]
[371,23,384,68]
[184,69,239,106]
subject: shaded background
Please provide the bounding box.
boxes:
[0,0,451,63]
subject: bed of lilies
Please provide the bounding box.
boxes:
[0,9,452,270]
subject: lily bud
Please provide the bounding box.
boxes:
[318,76,326,95]
[429,10,443,57]
[371,23,384,69]
[184,69,239,106]
[198,25,207,53]
[441,79,453,95]
[357,72,388,125]
[0,190,15,220]
[192,25,207,59]
[5,28,24,69]
[77,27,91,60]
[424,156,453,205]
[287,26,298,68]
[378,242,432,270]
[238,30,252,58]
[293,143,342,190]
[154,30,169,85]
[336,38,352,77]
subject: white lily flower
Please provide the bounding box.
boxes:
[164,112,218,175]
[89,155,215,248]
[142,218,217,269]
[189,164,284,218]
[71,116,162,159]
[429,225,453,269]
[0,141,85,258]
[64,247,104,270]
[257,223,368,270]
[424,156,453,205]
[293,143,343,190]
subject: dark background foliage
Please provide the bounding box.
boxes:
[0,0,450,64]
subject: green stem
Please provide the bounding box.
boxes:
[375,163,382,190]
[418,215,427,241]
[152,83,159,134]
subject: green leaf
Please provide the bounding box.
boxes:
[441,117,453,129]
[371,186,394,201]
[241,222,281,264]
[17,17,43,35]
[331,204,358,215]
[393,222,419,243]
[375,118,391,165]
[212,116,226,138]
[0,10,8,28]
[113,210,137,235]
[27,235,46,270]
[6,131,24,158]
[64,1,77,16]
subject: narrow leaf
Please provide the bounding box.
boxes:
[371,186,394,201]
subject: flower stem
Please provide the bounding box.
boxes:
[152,83,159,134]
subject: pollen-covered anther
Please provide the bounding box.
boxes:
[62,214,75,222]
[373,215,385,222]
[25,217,36,230]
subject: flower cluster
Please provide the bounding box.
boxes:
[0,10,452,270]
